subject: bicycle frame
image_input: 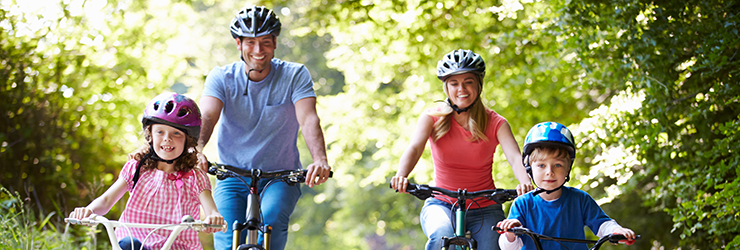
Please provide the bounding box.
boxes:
[395,183,518,250]
[208,162,332,250]
[65,214,225,250]
[493,226,640,250]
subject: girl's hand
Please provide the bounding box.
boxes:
[203,213,226,233]
[390,176,409,193]
[516,183,534,196]
[69,207,93,220]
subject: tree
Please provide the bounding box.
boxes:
[563,0,740,248]
[1,0,202,235]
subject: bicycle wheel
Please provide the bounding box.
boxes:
[236,244,264,250]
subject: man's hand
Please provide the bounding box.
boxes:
[304,161,331,188]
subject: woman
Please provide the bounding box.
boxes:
[390,49,533,250]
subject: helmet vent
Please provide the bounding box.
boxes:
[164,101,174,113]
[153,101,160,111]
[177,107,190,117]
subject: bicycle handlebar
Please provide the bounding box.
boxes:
[207,162,333,183]
[391,183,518,205]
[492,226,640,249]
[65,214,227,232]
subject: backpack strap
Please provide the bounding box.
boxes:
[132,151,153,190]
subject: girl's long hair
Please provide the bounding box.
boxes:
[130,125,199,172]
[428,75,489,142]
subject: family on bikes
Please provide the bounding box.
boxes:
[67,5,637,250]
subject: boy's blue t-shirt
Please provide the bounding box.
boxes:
[508,186,612,250]
[202,58,316,171]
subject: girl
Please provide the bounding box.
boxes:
[390,49,533,250]
[70,93,225,250]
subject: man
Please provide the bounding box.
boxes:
[197,6,331,250]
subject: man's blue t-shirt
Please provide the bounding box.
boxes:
[508,186,612,250]
[202,58,316,171]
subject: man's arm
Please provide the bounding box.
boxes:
[197,96,224,171]
[295,97,331,188]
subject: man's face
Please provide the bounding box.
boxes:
[236,35,276,72]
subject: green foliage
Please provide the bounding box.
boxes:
[3,0,738,249]
[564,0,740,248]
[0,0,205,232]
[0,186,83,249]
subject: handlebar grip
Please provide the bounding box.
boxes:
[65,218,81,224]
[388,182,419,192]
[608,234,641,244]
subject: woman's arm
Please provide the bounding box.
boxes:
[69,177,128,219]
[497,121,534,195]
[198,190,226,233]
[391,113,434,193]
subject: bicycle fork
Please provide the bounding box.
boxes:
[232,190,272,250]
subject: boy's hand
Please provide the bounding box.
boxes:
[612,227,636,245]
[496,219,522,242]
[203,213,226,233]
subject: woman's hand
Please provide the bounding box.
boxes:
[203,213,226,233]
[516,182,534,196]
[390,175,410,193]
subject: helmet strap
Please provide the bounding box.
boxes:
[446,96,479,114]
[243,68,264,96]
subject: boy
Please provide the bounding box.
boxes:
[497,122,636,250]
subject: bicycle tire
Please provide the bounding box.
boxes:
[236,244,264,250]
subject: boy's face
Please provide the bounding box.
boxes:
[530,156,570,190]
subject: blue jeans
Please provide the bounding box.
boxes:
[213,177,301,250]
[421,198,505,250]
[119,236,148,250]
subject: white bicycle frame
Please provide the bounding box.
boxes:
[65,214,226,250]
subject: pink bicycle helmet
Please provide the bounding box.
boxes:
[142,93,202,140]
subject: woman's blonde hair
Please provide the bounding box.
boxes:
[130,124,199,172]
[428,75,489,142]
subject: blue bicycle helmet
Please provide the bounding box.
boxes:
[522,121,576,162]
[522,122,576,195]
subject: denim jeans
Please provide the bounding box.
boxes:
[212,177,302,250]
[421,198,505,250]
[119,236,148,250]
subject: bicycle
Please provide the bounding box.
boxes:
[207,162,333,250]
[392,182,518,250]
[64,214,226,250]
[492,226,640,250]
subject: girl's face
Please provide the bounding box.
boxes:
[445,73,480,109]
[531,157,570,190]
[151,124,186,161]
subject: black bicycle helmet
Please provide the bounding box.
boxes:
[230,6,281,39]
[436,49,486,81]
